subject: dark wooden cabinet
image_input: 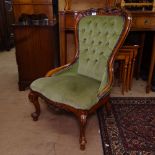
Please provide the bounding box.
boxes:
[13,23,59,90]
[0,0,14,51]
[12,0,59,90]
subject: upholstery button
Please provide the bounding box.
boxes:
[91,40,94,44]
[95,59,98,63]
[100,52,103,55]
[90,30,92,34]
[85,49,88,52]
[87,58,90,62]
[98,32,101,35]
[106,42,109,46]
[83,38,87,43]
[111,22,114,26]
[93,50,95,53]
[98,41,102,45]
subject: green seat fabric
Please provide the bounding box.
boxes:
[31,65,100,110]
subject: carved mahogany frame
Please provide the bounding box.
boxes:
[29,8,132,150]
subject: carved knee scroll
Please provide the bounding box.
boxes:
[28,92,40,121]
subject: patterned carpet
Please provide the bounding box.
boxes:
[97,97,155,155]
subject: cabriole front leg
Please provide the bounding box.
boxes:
[78,113,87,150]
[28,92,40,121]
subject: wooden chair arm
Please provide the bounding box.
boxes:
[46,57,79,77]
[97,85,111,99]
[45,64,69,77]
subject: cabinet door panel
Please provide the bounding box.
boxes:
[14,25,59,90]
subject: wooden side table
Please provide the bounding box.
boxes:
[116,51,131,94]
[120,45,139,90]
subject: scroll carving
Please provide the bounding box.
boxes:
[64,0,72,10]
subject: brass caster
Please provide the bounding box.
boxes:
[80,138,87,150]
[80,144,85,150]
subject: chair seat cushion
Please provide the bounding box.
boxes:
[30,74,100,110]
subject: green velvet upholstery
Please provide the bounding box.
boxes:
[31,62,100,110]
[78,16,124,81]
[30,15,125,110]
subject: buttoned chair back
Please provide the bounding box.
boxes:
[76,10,130,96]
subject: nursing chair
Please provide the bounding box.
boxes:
[28,8,131,150]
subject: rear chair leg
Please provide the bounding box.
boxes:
[78,113,87,150]
[28,92,40,121]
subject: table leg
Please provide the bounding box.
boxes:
[136,32,145,80]
[126,51,132,92]
[146,33,155,93]
[129,49,138,90]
